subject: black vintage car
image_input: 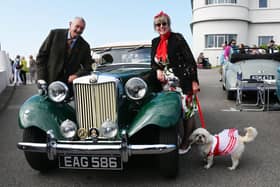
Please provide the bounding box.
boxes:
[17,42,184,178]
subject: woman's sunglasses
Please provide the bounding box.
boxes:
[155,22,167,27]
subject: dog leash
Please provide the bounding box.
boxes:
[195,94,206,128]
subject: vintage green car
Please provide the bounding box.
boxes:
[17,42,183,178]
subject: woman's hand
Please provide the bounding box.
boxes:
[157,69,166,82]
[192,81,200,94]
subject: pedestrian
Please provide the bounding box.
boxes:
[267,39,276,54]
[238,43,246,54]
[13,55,22,85]
[197,52,204,65]
[219,43,226,81]
[151,11,200,154]
[36,16,93,96]
[20,56,28,85]
[250,44,261,55]
[9,58,14,84]
[224,39,237,62]
[29,55,37,84]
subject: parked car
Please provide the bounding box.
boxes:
[222,52,280,100]
[17,42,183,178]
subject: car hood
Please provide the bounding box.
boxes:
[74,67,151,85]
[101,67,151,80]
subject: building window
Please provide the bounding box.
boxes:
[205,34,237,48]
[258,36,273,46]
[206,0,237,5]
[259,0,267,8]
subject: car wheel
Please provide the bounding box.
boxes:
[158,126,179,178]
[23,127,57,172]
[227,90,236,100]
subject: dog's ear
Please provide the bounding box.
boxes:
[189,131,196,143]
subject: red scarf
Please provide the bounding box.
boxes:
[156,31,171,62]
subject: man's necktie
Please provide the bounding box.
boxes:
[67,39,74,54]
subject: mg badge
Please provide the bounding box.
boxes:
[89,74,98,83]
[77,128,88,139]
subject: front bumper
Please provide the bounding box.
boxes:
[17,130,176,162]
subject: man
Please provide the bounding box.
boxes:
[36,17,92,95]
[267,39,276,54]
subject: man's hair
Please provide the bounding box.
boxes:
[73,16,86,25]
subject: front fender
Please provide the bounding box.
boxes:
[128,92,181,137]
[18,95,76,139]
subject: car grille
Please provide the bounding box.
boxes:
[74,82,117,136]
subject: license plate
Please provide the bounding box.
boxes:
[59,155,123,170]
[250,75,274,80]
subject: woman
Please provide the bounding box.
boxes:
[151,11,200,154]
[20,56,28,85]
[29,55,37,84]
[197,52,205,65]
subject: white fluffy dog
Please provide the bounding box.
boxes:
[189,127,258,170]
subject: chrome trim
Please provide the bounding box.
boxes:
[48,81,69,103]
[47,130,56,160]
[17,142,176,161]
[74,81,118,138]
[17,130,176,163]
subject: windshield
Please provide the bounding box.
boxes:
[92,47,151,64]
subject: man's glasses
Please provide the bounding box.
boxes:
[155,22,167,27]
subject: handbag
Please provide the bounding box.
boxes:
[16,63,22,69]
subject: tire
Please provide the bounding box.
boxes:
[227,90,236,100]
[23,127,57,172]
[158,126,179,178]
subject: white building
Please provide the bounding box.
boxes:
[191,0,280,66]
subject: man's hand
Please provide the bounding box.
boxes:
[68,74,78,83]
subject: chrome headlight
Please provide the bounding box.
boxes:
[125,77,147,100]
[100,119,118,138]
[60,119,77,139]
[48,81,69,102]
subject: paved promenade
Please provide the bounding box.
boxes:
[0,85,16,113]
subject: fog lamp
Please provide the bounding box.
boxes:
[60,119,77,139]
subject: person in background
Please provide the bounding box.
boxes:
[13,55,22,85]
[224,39,237,61]
[36,16,92,96]
[29,55,37,84]
[238,43,246,54]
[20,56,28,85]
[250,44,260,55]
[231,40,239,54]
[197,52,205,65]
[151,11,200,154]
[219,43,226,81]
[267,39,276,54]
[9,58,14,84]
